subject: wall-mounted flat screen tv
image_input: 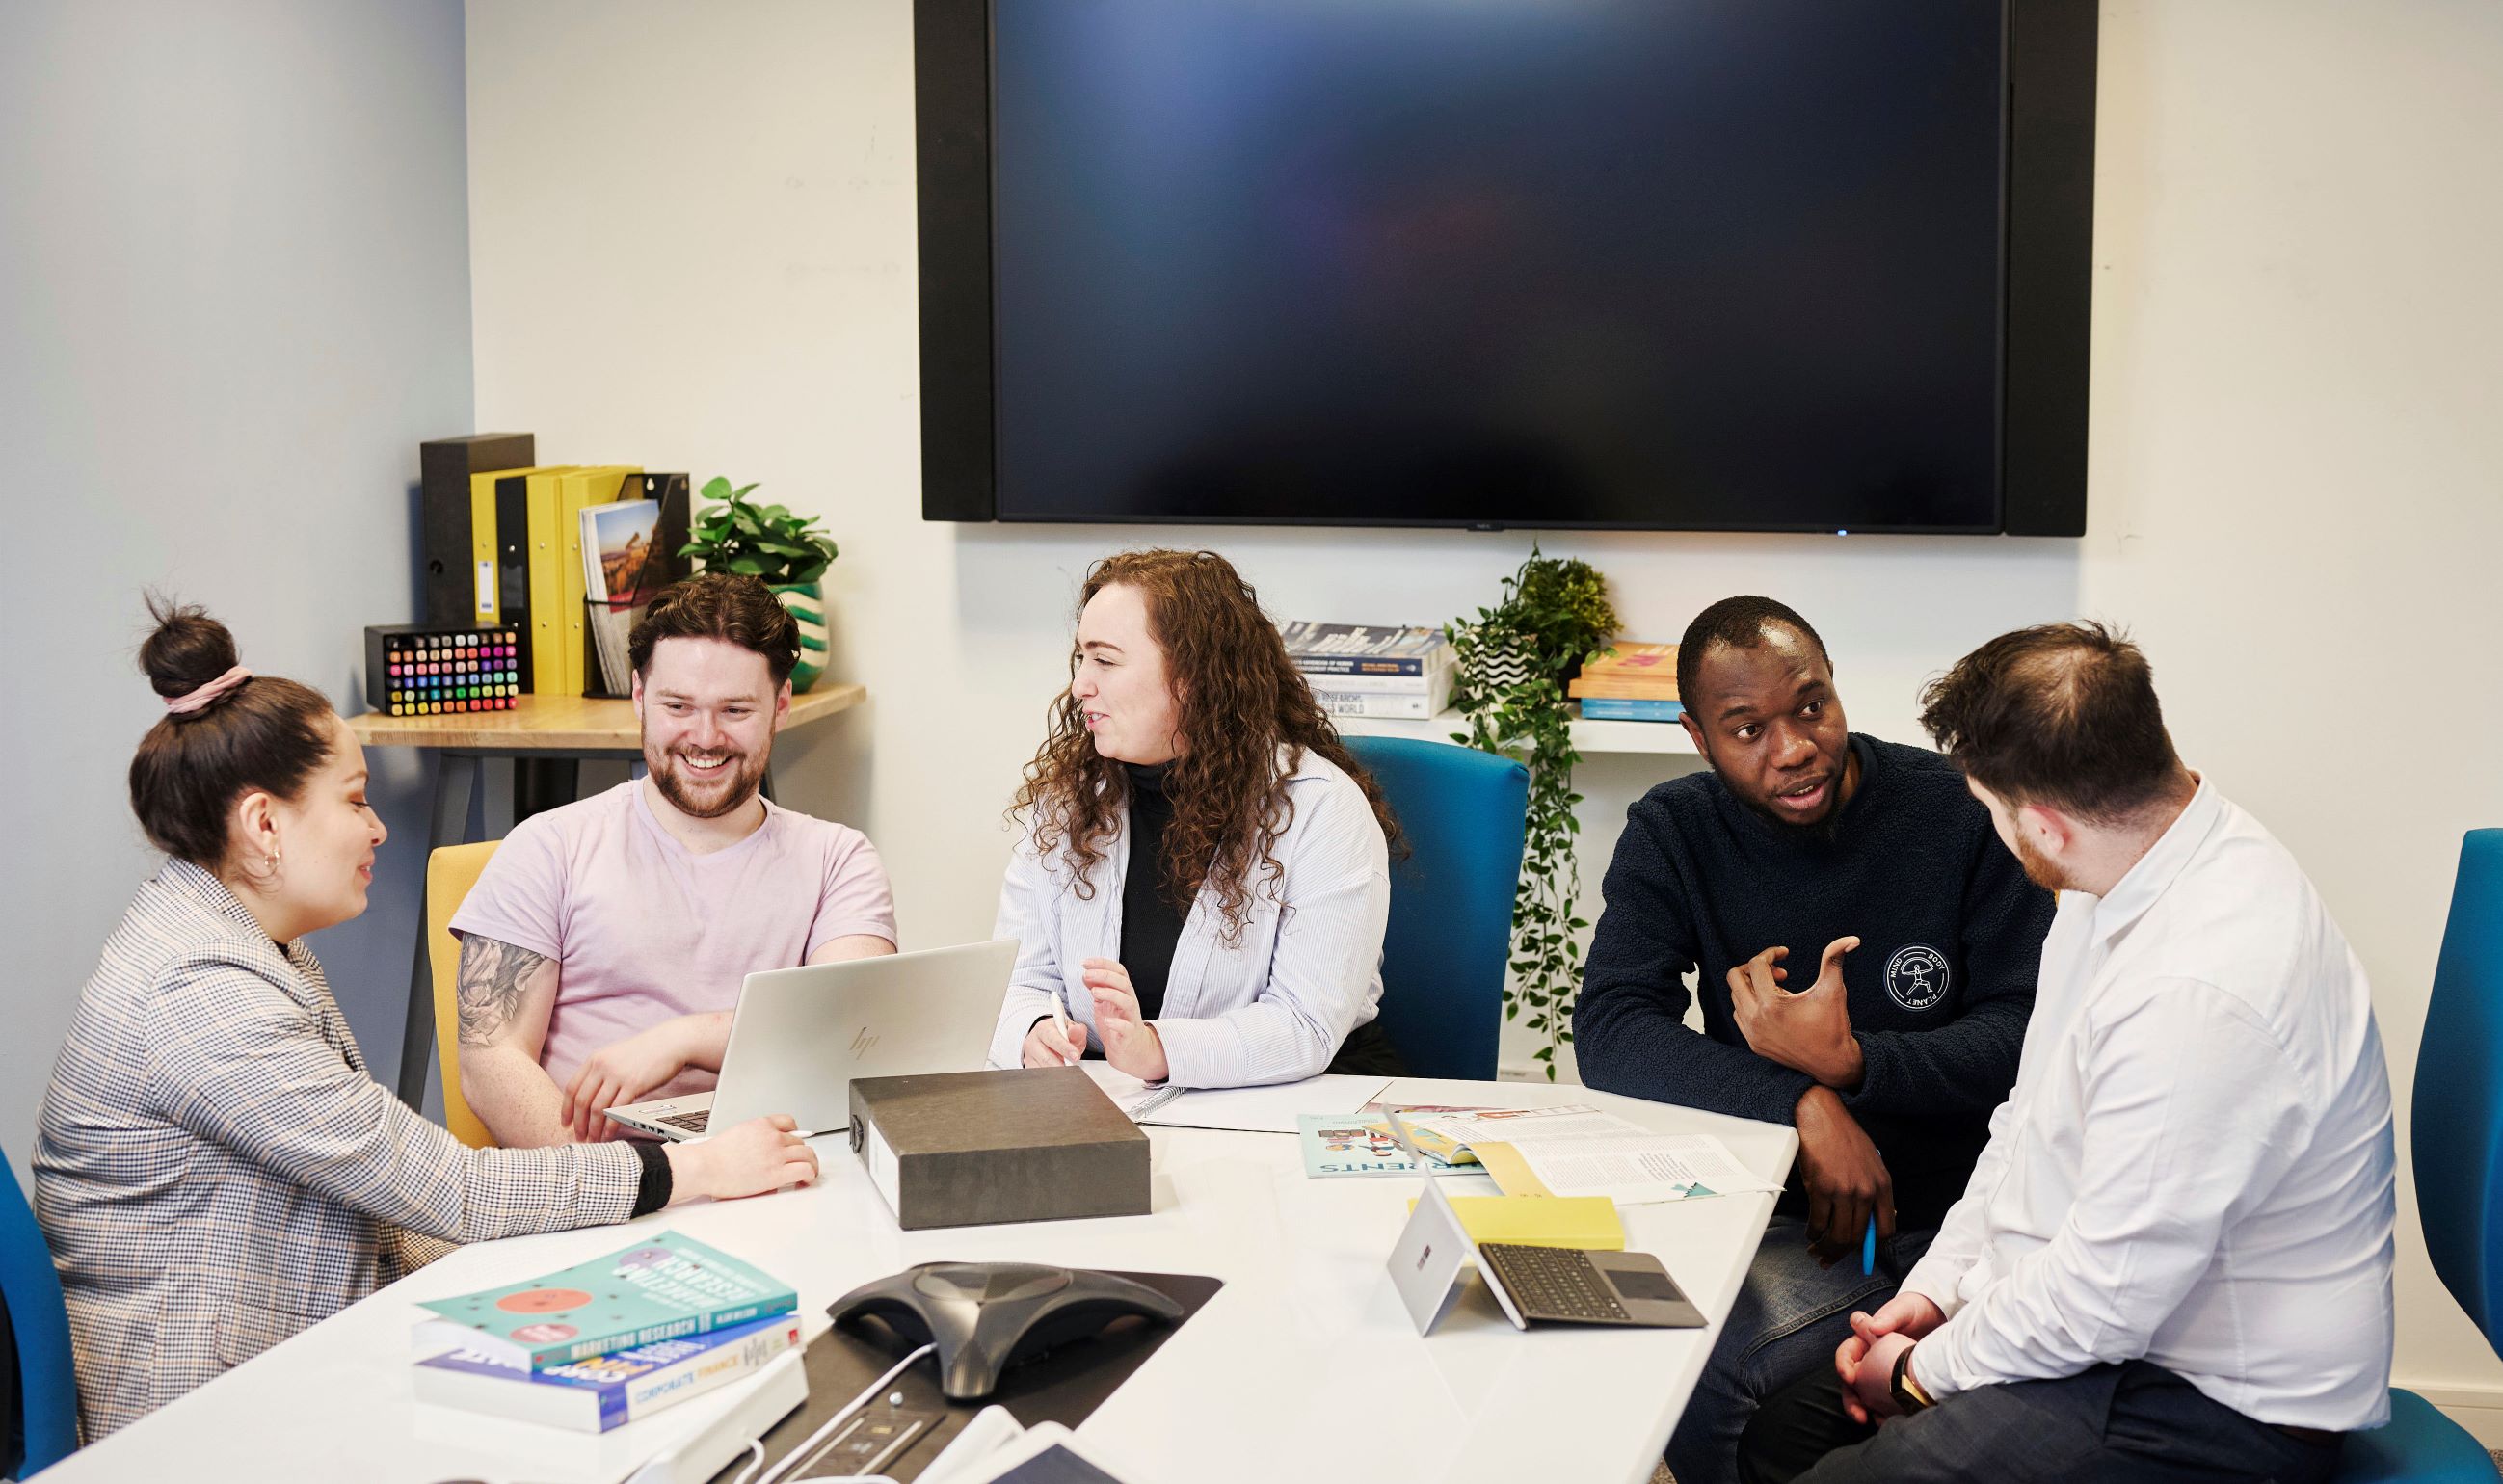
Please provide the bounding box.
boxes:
[918,0,2095,535]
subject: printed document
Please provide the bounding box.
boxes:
[1408,1106,1780,1205]
[1080,1063,1389,1133]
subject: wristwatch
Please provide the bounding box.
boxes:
[1889,1343,1936,1415]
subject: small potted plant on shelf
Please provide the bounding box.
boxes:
[1446,546,1621,1079]
[679,477,839,691]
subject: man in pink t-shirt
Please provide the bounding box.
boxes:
[450,574,896,1147]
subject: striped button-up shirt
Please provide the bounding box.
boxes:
[34,860,643,1439]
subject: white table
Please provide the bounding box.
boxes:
[47,1079,1795,1484]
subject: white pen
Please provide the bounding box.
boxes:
[1050,986,1079,1066]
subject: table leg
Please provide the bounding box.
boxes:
[396,754,479,1110]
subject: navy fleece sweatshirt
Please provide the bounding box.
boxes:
[1572,734,2054,1227]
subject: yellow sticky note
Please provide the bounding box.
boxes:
[1407,1193,1626,1251]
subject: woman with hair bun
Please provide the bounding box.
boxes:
[988,549,1402,1088]
[33,599,820,1439]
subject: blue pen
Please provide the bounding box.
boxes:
[1862,1216,1878,1276]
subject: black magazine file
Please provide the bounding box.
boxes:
[582,472,691,699]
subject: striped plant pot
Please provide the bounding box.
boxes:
[1457,626,1537,696]
[771,580,829,692]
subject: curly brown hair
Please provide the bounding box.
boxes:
[629,571,801,683]
[1012,549,1401,944]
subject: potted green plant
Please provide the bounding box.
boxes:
[1446,547,1621,1078]
[679,477,839,691]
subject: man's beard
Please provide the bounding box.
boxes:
[648,743,769,820]
[2011,829,2074,893]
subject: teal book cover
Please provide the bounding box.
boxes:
[412,1231,797,1370]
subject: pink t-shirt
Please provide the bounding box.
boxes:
[449,780,897,1100]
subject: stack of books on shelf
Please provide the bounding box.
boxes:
[1278,621,1455,720]
[1569,642,1684,722]
[409,1231,801,1434]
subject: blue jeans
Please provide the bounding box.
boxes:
[1740,1357,2342,1484]
[1666,1216,1937,1484]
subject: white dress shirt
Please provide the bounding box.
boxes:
[984,746,1391,1088]
[1900,780,2396,1430]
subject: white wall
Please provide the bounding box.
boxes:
[464,0,2503,1414]
[0,2,472,1167]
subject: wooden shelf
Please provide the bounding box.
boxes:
[1335,707,1696,756]
[346,682,865,752]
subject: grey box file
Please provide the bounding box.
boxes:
[849,1068,1151,1231]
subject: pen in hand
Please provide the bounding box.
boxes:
[1050,987,1080,1067]
[1862,1215,1878,1277]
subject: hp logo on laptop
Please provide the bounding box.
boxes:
[851,1026,881,1058]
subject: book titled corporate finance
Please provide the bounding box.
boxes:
[413,1311,802,1432]
[1277,621,1453,676]
[413,1231,797,1370]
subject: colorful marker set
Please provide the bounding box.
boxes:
[364,625,522,717]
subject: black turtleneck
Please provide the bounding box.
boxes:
[1115,761,1404,1077]
[1119,762,1185,1020]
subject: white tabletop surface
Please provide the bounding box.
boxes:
[46,1077,1796,1484]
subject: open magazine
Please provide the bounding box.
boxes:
[1296,1101,1496,1179]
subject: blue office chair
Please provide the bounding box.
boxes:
[2336,829,2503,1482]
[1342,735,1530,1080]
[1,1153,77,1476]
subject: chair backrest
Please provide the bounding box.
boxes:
[2414,829,2503,1350]
[1342,736,1530,1080]
[428,841,503,1150]
[1,1153,78,1476]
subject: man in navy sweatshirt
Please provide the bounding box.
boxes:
[1573,596,2054,1484]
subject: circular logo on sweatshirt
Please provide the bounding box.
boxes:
[1885,945,1951,1012]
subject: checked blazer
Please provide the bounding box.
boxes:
[32,860,643,1439]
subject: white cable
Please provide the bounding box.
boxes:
[729,1439,768,1484]
[756,1341,938,1484]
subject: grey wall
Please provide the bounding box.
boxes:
[0,0,470,1169]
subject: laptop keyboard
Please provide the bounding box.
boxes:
[1478,1243,1633,1323]
[658,1110,711,1132]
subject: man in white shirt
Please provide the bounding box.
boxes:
[1737,622,2396,1484]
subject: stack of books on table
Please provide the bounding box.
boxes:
[1569,642,1685,722]
[409,1231,801,1434]
[1278,621,1455,720]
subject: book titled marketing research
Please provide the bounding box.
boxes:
[413,1312,802,1432]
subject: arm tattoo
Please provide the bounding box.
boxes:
[456,935,552,1047]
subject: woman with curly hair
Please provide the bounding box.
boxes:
[985,549,1402,1087]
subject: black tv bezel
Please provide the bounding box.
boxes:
[916,0,2095,537]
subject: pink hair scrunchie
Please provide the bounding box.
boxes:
[164,665,253,717]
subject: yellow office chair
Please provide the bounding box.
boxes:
[427,841,502,1149]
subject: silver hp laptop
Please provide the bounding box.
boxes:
[607,939,1020,1141]
[1387,1179,1705,1333]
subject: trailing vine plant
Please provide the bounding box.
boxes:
[1446,547,1621,1078]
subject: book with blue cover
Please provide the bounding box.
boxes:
[412,1231,797,1370]
[413,1311,803,1432]
[1577,697,1686,722]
